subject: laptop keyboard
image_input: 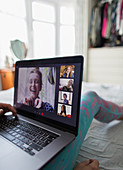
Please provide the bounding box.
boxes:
[0,116,59,156]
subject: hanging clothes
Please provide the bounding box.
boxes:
[119,0,123,35]
[110,0,118,46]
[116,0,122,32]
[89,0,123,47]
[95,3,104,46]
[89,5,97,47]
[89,3,104,47]
[102,3,109,38]
[106,3,113,38]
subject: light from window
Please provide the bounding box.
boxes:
[60,6,75,55]
[60,6,75,25]
[33,21,55,58]
[0,0,26,18]
[32,2,55,23]
[0,0,26,67]
[60,26,75,55]
[0,14,27,67]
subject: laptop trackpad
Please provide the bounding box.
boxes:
[0,137,15,159]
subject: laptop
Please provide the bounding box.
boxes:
[0,55,84,170]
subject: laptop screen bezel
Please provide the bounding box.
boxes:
[14,55,84,136]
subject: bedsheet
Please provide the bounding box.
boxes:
[0,87,14,104]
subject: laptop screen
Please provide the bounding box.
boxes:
[14,56,83,135]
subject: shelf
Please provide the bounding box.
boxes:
[0,68,15,90]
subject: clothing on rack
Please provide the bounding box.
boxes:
[102,3,109,38]
[89,3,104,47]
[119,0,123,35]
[89,0,123,47]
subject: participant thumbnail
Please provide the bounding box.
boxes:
[59,79,73,92]
[60,65,75,78]
[57,104,72,118]
[58,91,72,105]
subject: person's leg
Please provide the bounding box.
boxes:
[91,92,123,122]
[42,91,123,170]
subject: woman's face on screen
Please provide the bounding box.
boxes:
[67,66,71,74]
[29,72,41,99]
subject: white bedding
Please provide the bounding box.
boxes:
[77,82,123,170]
[0,88,14,104]
[0,82,123,170]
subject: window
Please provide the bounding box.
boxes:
[0,0,77,67]
[32,2,55,58]
[0,0,27,67]
[31,1,76,58]
[60,6,75,55]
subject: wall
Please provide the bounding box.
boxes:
[88,47,123,85]
[81,0,98,81]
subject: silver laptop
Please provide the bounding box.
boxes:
[0,55,84,170]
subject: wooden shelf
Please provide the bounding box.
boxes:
[0,68,15,90]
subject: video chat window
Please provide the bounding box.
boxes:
[59,79,73,92]
[57,104,72,118]
[58,91,73,105]
[17,67,56,112]
[60,65,75,78]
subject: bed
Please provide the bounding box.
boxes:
[77,82,123,170]
[0,82,123,170]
